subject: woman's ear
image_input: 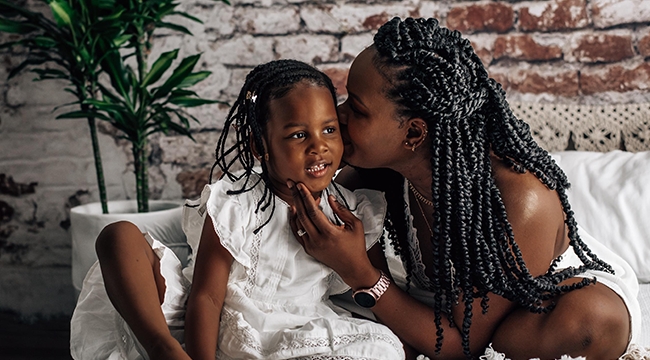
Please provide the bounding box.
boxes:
[403,118,429,152]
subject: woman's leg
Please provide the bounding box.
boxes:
[95,221,189,359]
[491,280,630,360]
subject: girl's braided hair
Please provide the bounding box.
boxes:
[368,17,613,357]
[211,59,337,232]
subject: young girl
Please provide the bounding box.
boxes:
[70,59,405,360]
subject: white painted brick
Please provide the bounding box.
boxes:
[328,4,416,33]
[204,4,237,37]
[5,73,74,107]
[341,33,374,60]
[592,0,650,29]
[235,6,301,34]
[275,34,339,64]
[210,35,276,66]
[159,132,221,166]
[301,5,345,33]
[417,1,447,20]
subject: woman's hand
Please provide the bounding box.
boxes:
[287,180,378,288]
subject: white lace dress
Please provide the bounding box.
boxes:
[70,175,405,360]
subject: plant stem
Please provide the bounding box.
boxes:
[133,139,148,213]
[87,114,108,214]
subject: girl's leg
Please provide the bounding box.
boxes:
[491,280,629,360]
[95,221,189,359]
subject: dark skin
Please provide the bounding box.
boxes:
[288,46,630,360]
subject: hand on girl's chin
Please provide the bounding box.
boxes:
[286,180,322,204]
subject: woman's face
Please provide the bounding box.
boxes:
[264,82,343,203]
[338,46,408,170]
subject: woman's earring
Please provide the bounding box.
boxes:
[264,153,269,161]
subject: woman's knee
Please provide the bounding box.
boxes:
[545,285,630,357]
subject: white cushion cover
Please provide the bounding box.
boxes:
[552,151,650,283]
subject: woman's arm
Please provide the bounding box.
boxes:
[184,215,233,360]
[289,168,566,358]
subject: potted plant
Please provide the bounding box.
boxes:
[0,0,229,292]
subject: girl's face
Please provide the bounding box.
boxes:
[264,82,343,203]
[337,46,408,170]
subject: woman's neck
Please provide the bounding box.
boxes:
[393,152,433,201]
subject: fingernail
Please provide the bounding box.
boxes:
[329,195,338,202]
[286,180,294,189]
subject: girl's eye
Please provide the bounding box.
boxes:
[290,132,306,139]
[324,127,337,134]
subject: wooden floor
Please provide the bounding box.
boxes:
[0,311,72,360]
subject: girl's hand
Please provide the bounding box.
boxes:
[287,181,378,288]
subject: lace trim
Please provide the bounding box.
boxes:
[220,309,402,357]
[243,189,263,297]
[510,102,650,152]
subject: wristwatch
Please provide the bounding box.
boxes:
[352,270,391,308]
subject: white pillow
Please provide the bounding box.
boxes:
[552,150,650,283]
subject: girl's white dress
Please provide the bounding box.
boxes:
[70,174,405,360]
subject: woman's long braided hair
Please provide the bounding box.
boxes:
[211,59,337,232]
[370,17,614,357]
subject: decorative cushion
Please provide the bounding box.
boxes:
[552,151,650,283]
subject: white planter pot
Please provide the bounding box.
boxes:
[70,200,188,293]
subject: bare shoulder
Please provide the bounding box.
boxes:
[490,155,569,276]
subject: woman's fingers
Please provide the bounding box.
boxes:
[288,180,319,236]
[327,194,360,229]
[288,206,305,247]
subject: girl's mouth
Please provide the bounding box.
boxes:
[305,163,329,177]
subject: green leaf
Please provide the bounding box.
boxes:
[56,110,110,121]
[168,96,220,108]
[112,34,131,47]
[155,22,192,36]
[152,54,200,100]
[32,36,58,48]
[141,49,178,87]
[84,99,127,112]
[177,71,211,88]
[100,49,130,101]
[49,0,75,27]
[171,11,203,24]
[8,57,52,79]
[0,18,40,34]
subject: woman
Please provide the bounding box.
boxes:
[288,17,641,359]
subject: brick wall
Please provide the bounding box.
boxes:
[1,0,649,318]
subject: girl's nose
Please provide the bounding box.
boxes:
[309,136,329,154]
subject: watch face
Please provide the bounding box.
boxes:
[353,292,377,308]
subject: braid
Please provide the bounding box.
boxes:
[213,59,337,233]
[372,17,612,357]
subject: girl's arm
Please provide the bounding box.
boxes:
[185,215,233,360]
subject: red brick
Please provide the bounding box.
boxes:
[498,68,579,96]
[639,33,650,57]
[470,40,494,67]
[446,3,514,34]
[489,72,510,92]
[571,33,634,63]
[363,12,390,31]
[322,67,349,97]
[581,63,650,94]
[176,168,212,199]
[493,35,563,61]
[519,0,589,32]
